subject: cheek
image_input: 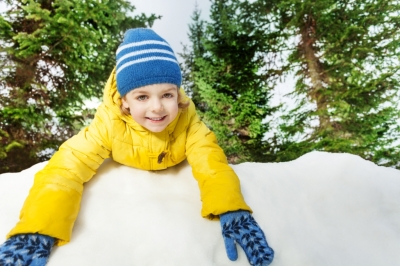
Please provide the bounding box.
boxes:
[167,101,179,114]
[170,106,179,121]
[129,105,141,115]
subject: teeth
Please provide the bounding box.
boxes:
[148,117,164,121]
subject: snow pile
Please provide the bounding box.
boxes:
[1,151,400,266]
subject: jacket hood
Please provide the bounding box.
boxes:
[102,68,185,133]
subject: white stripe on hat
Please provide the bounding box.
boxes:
[116,56,179,75]
[116,40,171,55]
[116,49,176,67]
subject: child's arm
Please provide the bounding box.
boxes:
[185,102,274,265]
[7,104,113,246]
[185,102,252,219]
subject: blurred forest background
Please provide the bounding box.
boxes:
[0,0,399,173]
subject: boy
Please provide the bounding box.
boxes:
[0,28,274,266]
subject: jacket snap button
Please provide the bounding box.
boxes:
[157,151,167,164]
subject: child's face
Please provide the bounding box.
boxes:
[122,83,179,132]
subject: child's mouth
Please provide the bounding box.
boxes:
[146,116,167,122]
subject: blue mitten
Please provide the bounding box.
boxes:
[0,234,55,266]
[220,210,274,266]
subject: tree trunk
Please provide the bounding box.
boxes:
[299,14,330,130]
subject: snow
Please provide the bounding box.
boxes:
[1,151,400,265]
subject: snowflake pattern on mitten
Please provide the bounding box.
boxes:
[220,211,274,266]
[0,234,55,266]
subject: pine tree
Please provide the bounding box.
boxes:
[188,0,281,163]
[271,0,400,167]
[0,0,159,173]
[179,4,206,112]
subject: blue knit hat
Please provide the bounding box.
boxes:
[116,28,182,96]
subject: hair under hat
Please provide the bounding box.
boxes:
[116,28,182,96]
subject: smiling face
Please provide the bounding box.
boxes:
[121,83,179,132]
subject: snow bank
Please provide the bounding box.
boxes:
[1,151,400,266]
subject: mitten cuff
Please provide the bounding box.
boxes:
[219,210,250,224]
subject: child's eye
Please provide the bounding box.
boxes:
[136,95,148,101]
[163,93,173,98]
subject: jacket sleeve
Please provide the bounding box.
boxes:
[7,104,112,246]
[185,102,252,220]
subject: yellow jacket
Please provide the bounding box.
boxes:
[8,70,251,246]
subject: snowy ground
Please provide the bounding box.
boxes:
[1,151,400,266]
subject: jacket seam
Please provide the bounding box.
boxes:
[34,181,82,195]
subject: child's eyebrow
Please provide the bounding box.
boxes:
[131,89,149,95]
[163,87,178,92]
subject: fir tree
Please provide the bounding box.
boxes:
[187,0,281,163]
[272,0,400,167]
[0,0,159,173]
[179,4,206,112]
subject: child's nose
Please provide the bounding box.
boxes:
[150,99,164,112]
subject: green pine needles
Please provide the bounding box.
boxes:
[274,0,400,167]
[183,0,400,167]
[0,0,159,173]
[181,1,280,163]
[1,0,399,171]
